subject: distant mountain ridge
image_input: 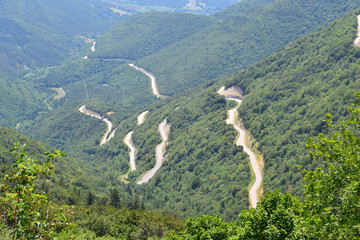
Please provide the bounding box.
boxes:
[90,0,360,96]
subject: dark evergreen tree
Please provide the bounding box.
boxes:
[87,192,95,205]
[110,188,120,208]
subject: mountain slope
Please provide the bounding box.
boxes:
[134,0,360,95]
[0,74,45,128]
[93,12,214,60]
[126,9,360,219]
[0,125,117,205]
[224,9,360,195]
[0,0,122,76]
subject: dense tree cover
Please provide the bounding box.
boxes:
[93,12,214,60]
[30,59,158,109]
[20,80,252,220]
[78,0,344,96]
[130,87,251,220]
[169,99,360,239]
[0,0,122,76]
[0,126,120,206]
[0,144,185,239]
[0,74,45,128]
[62,206,184,239]
[214,0,276,19]
[7,0,360,227]
[224,10,360,196]
[135,0,360,95]
[0,0,125,129]
[20,6,360,221]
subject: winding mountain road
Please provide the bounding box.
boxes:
[91,41,96,52]
[129,64,167,99]
[124,131,137,171]
[123,111,150,172]
[355,15,360,46]
[219,87,262,208]
[78,105,117,145]
[51,87,66,100]
[136,119,170,184]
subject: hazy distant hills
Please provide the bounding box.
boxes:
[137,0,360,95]
[102,0,239,14]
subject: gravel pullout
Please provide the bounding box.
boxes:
[136,119,170,184]
[51,87,66,100]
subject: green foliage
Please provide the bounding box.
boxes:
[0,125,118,206]
[66,205,185,239]
[170,94,360,239]
[0,0,122,76]
[129,87,250,220]
[0,144,71,239]
[167,215,237,240]
[135,0,360,96]
[226,10,360,195]
[109,188,120,208]
[300,96,360,239]
[237,191,301,239]
[0,74,45,128]
[94,12,214,60]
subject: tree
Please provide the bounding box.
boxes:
[109,188,120,208]
[167,215,237,240]
[0,143,72,239]
[237,191,301,240]
[299,94,360,239]
[86,192,95,206]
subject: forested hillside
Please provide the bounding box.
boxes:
[0,74,45,128]
[15,1,360,222]
[0,0,124,128]
[0,0,122,76]
[134,0,360,95]
[2,0,360,238]
[225,10,360,195]
[0,126,116,205]
[0,127,186,239]
[93,12,214,60]
[24,0,360,135]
